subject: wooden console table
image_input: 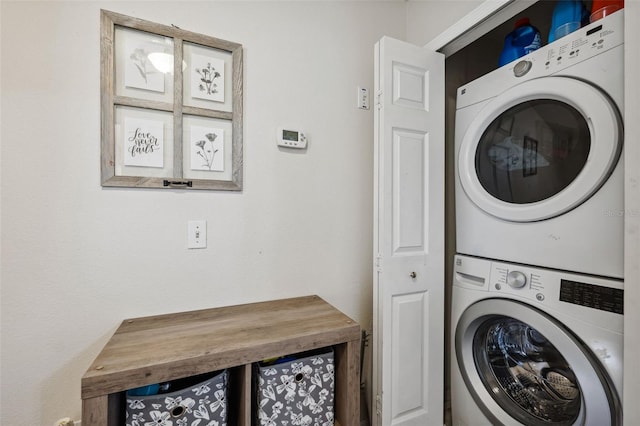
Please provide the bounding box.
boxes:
[81,295,361,425]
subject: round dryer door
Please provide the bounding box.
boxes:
[458,76,622,222]
[455,299,620,426]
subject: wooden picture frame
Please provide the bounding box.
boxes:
[101,10,243,190]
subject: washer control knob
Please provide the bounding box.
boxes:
[513,60,532,77]
[507,271,527,288]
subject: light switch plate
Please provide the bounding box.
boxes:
[188,220,207,249]
[357,86,370,110]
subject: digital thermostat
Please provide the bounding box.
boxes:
[277,127,307,149]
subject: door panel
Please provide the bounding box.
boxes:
[393,64,428,110]
[373,36,444,426]
[391,292,429,420]
[393,129,426,253]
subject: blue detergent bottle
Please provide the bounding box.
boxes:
[548,0,589,43]
[498,17,542,67]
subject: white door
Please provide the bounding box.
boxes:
[373,36,445,426]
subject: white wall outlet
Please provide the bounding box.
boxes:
[357,86,370,110]
[188,220,207,249]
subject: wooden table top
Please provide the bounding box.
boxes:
[81,295,360,399]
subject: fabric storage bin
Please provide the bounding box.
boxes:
[125,369,228,426]
[256,348,335,426]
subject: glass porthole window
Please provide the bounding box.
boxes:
[475,100,591,204]
[457,76,622,221]
[473,316,581,425]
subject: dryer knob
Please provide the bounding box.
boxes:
[513,60,532,77]
[507,271,527,288]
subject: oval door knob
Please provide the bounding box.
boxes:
[410,272,417,279]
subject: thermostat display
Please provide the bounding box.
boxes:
[277,127,307,149]
[283,130,298,141]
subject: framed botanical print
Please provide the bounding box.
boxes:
[101,10,243,190]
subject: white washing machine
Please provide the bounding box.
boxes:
[454,11,624,279]
[451,254,623,426]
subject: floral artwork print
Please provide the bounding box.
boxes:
[191,54,225,103]
[257,351,335,426]
[130,49,153,83]
[197,63,221,96]
[196,134,219,170]
[125,370,227,426]
[190,126,224,172]
[124,40,165,93]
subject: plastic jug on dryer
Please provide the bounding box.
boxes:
[498,17,542,67]
[590,0,624,22]
[548,0,589,43]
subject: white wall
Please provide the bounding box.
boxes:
[405,0,482,46]
[0,2,407,424]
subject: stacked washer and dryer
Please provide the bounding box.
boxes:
[451,10,624,426]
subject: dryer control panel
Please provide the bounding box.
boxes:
[453,255,624,318]
[453,254,623,337]
[487,258,623,317]
[456,10,624,109]
[490,263,547,302]
[559,279,624,314]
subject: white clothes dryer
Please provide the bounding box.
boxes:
[451,254,623,426]
[454,11,624,278]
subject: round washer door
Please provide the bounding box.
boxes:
[458,76,622,222]
[455,299,620,426]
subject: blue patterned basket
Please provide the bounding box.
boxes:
[256,349,335,426]
[125,369,228,426]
